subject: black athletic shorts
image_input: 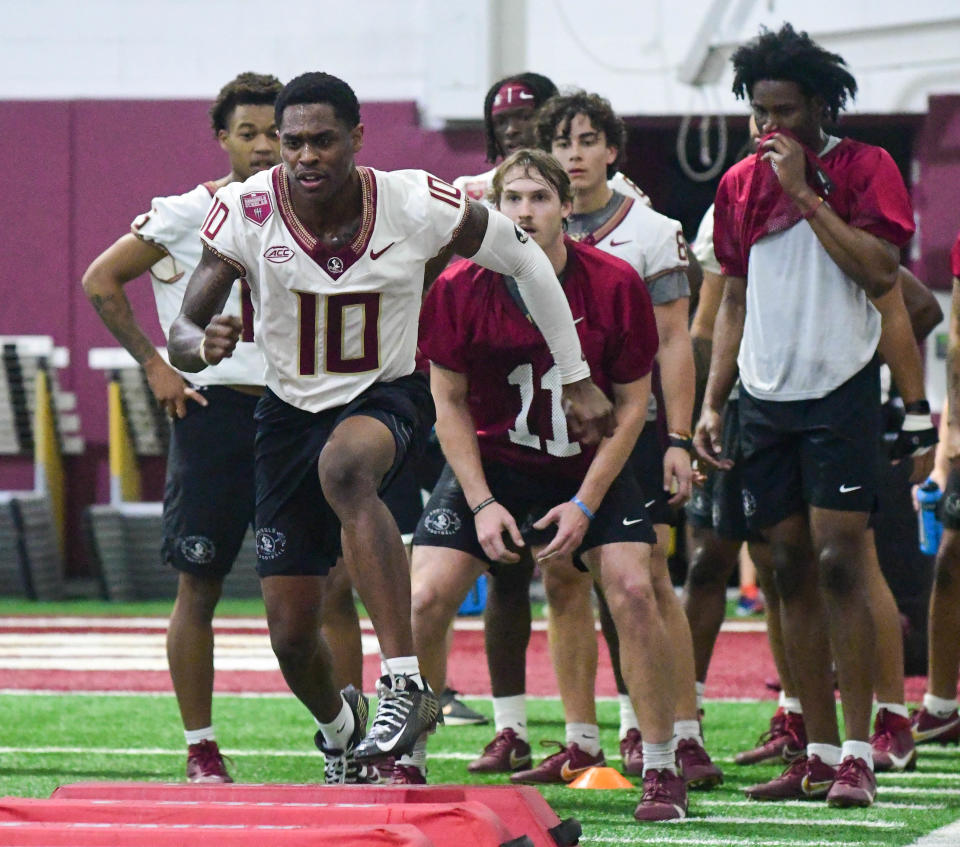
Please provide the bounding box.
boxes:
[737,357,880,530]
[412,459,656,567]
[161,386,259,579]
[940,468,960,531]
[624,422,674,526]
[253,373,435,577]
[685,398,757,542]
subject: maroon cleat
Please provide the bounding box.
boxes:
[745,754,836,801]
[633,768,687,822]
[735,707,807,766]
[467,728,532,773]
[620,728,643,776]
[676,737,723,789]
[871,709,917,772]
[911,707,960,746]
[826,756,876,808]
[509,741,605,784]
[389,763,427,784]
[186,740,234,784]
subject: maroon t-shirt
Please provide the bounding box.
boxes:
[419,238,658,479]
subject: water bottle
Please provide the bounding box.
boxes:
[917,479,943,556]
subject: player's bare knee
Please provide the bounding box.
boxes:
[685,542,735,592]
[318,450,380,509]
[933,540,960,590]
[606,573,657,623]
[817,544,858,598]
[175,572,223,619]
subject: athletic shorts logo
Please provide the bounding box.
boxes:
[256,528,287,560]
[326,256,344,275]
[241,191,273,226]
[264,245,294,263]
[741,488,757,518]
[180,535,215,564]
[944,493,960,519]
[423,507,462,536]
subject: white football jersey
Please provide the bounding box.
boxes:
[132,183,266,386]
[454,167,651,210]
[201,165,467,413]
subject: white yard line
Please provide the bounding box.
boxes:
[907,819,960,846]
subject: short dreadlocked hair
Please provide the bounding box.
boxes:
[482,72,558,163]
[535,90,625,180]
[731,23,857,122]
[209,72,283,136]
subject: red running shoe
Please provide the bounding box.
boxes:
[467,728,532,773]
[186,740,233,784]
[871,708,917,772]
[745,754,836,800]
[676,737,723,789]
[826,756,876,808]
[620,728,643,776]
[389,763,427,784]
[911,706,960,745]
[735,707,807,765]
[633,768,687,822]
[509,741,605,784]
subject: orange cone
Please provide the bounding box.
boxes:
[567,766,634,789]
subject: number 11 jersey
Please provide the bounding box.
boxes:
[419,239,658,480]
[200,165,466,413]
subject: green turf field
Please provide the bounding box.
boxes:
[0,691,957,845]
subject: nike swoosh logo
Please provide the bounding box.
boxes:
[801,776,834,795]
[573,316,584,324]
[644,499,657,508]
[838,484,862,494]
[370,242,396,260]
[609,239,631,247]
[622,517,644,526]
[519,91,535,100]
[560,762,595,781]
[509,750,529,768]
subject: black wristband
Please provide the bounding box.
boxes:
[668,435,693,450]
[471,496,497,515]
[904,400,931,415]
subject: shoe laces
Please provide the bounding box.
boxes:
[677,738,709,764]
[537,740,572,763]
[484,729,518,754]
[641,769,678,802]
[832,756,867,786]
[373,675,416,734]
[189,740,231,777]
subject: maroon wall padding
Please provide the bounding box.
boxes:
[0,99,485,574]
[52,782,569,847]
[0,822,435,846]
[0,798,511,847]
[914,94,960,291]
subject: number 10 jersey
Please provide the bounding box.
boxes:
[200,165,466,413]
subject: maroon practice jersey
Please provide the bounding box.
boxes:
[419,238,658,479]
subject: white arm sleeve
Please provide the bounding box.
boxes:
[470,209,590,383]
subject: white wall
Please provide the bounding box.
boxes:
[3,0,960,118]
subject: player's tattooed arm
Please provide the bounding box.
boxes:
[82,233,208,418]
[168,245,240,372]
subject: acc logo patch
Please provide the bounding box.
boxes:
[180,535,215,564]
[264,245,294,263]
[241,191,273,226]
[326,256,344,275]
[513,224,529,244]
[256,527,287,560]
[741,488,757,518]
[423,507,462,536]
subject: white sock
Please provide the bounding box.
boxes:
[493,695,528,740]
[619,694,639,736]
[673,719,702,745]
[316,696,355,750]
[924,693,959,718]
[695,681,706,712]
[807,742,842,767]
[641,739,677,775]
[381,655,423,688]
[780,695,802,714]
[566,723,601,757]
[842,739,874,770]
[184,726,216,746]
[876,701,909,719]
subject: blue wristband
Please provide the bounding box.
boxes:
[570,496,595,521]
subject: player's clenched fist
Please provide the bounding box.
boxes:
[199,314,243,366]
